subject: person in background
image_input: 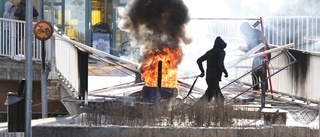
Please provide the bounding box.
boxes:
[14,0,39,21]
[2,2,16,55]
[13,0,39,57]
[3,2,16,20]
[196,36,228,106]
[240,22,271,91]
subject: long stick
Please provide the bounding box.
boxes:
[225,43,264,69]
[183,76,199,100]
[225,43,293,69]
[249,43,294,58]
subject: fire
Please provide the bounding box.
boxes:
[141,46,182,88]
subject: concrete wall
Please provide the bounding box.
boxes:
[0,58,42,81]
[270,50,320,102]
[32,125,317,137]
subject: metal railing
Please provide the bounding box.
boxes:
[54,33,79,95]
[186,17,320,103]
[222,48,297,103]
[189,16,320,53]
[52,32,140,99]
[0,18,42,60]
[263,16,320,52]
[0,18,80,97]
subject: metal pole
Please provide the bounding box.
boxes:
[260,17,274,99]
[41,40,48,118]
[25,0,33,136]
[319,106,320,137]
[156,61,162,109]
[37,0,43,21]
[50,0,56,73]
[85,0,92,46]
[112,0,117,56]
[261,60,267,108]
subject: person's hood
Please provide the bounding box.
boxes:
[240,22,253,37]
[4,2,14,13]
[213,36,227,49]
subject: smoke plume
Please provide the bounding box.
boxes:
[118,0,192,57]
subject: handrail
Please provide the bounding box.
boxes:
[53,33,140,69]
[53,33,79,95]
[52,32,142,97]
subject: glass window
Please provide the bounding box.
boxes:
[44,5,62,28]
[65,0,86,43]
[91,0,113,28]
[92,0,105,26]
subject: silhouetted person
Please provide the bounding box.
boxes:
[240,22,271,91]
[197,36,228,105]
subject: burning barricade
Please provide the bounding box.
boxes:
[140,46,182,103]
[117,0,192,105]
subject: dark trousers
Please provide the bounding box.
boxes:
[200,79,224,104]
[252,69,268,90]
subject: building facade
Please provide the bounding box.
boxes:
[0,0,130,122]
[1,0,130,54]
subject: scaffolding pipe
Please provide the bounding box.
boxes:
[260,17,274,99]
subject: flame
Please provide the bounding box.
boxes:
[141,46,182,88]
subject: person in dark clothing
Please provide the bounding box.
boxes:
[14,0,39,21]
[197,36,228,105]
[13,0,39,55]
[240,22,271,91]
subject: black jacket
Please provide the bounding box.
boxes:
[14,0,38,20]
[197,36,228,81]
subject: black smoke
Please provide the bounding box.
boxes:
[119,0,191,54]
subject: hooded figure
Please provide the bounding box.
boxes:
[240,22,271,90]
[3,2,16,30]
[3,2,15,20]
[2,2,16,55]
[196,36,228,104]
